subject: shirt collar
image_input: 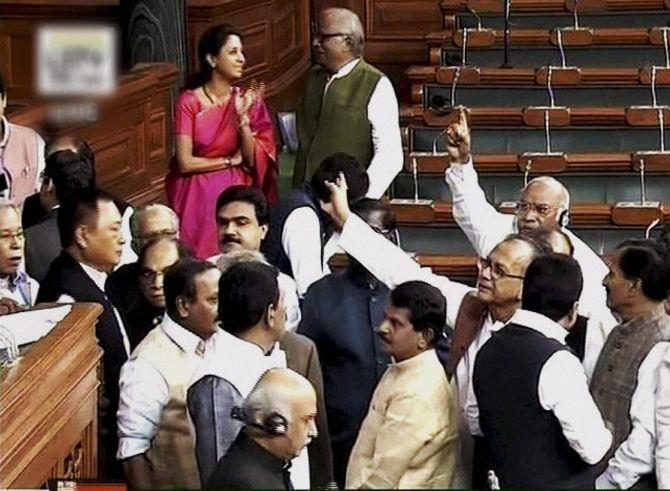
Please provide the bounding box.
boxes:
[510,309,568,344]
[160,314,204,355]
[0,117,9,149]
[0,270,27,290]
[391,348,437,372]
[79,261,109,292]
[330,58,360,80]
[217,328,276,357]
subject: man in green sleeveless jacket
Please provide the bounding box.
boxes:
[293,8,402,199]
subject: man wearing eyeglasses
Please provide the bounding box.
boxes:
[443,109,616,380]
[292,7,403,200]
[321,173,551,487]
[297,198,395,487]
[0,200,38,312]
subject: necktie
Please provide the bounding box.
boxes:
[195,340,206,358]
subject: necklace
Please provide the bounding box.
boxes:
[202,84,216,105]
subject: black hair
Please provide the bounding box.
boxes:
[351,198,396,230]
[215,185,269,225]
[44,151,95,203]
[390,281,446,345]
[187,23,243,89]
[57,188,118,248]
[522,253,583,321]
[45,137,95,168]
[164,259,218,318]
[310,153,369,203]
[138,237,191,271]
[218,261,280,334]
[615,238,670,301]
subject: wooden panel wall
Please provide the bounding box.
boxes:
[314,0,442,65]
[0,1,120,102]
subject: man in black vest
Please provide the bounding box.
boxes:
[472,253,612,488]
[36,188,130,478]
[263,153,368,297]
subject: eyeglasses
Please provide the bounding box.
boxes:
[515,202,558,216]
[313,30,349,43]
[0,230,24,244]
[477,257,525,281]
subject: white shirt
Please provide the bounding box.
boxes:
[596,341,670,489]
[655,348,670,488]
[0,271,38,306]
[0,116,45,202]
[56,261,131,356]
[116,314,212,460]
[282,207,329,297]
[194,330,311,489]
[208,253,301,331]
[324,59,403,199]
[467,309,612,463]
[444,160,617,379]
[118,205,137,267]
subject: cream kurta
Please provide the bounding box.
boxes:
[346,349,459,489]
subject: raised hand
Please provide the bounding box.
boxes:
[443,106,472,165]
[322,172,351,229]
[235,80,265,119]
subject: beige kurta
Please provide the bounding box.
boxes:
[346,349,459,489]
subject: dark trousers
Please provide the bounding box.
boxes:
[332,439,355,489]
[472,436,491,489]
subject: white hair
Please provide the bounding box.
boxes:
[523,176,570,209]
[129,203,179,239]
[323,7,365,56]
[215,249,269,273]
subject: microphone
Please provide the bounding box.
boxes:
[501,0,512,68]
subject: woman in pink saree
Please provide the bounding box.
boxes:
[167,24,278,259]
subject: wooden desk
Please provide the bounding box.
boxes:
[0,303,103,488]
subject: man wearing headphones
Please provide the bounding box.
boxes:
[293,8,403,199]
[207,368,318,489]
[444,108,616,380]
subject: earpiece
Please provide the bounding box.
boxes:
[231,406,288,436]
[558,208,569,228]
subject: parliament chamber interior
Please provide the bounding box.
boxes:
[2,0,670,488]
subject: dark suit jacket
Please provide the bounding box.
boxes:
[207,432,293,489]
[24,208,60,283]
[279,331,334,488]
[21,193,46,229]
[106,262,160,350]
[36,251,129,411]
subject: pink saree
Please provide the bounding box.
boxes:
[166,88,278,259]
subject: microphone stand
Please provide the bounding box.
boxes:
[501,0,512,68]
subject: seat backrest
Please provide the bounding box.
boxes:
[187,375,243,484]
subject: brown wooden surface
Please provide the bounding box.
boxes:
[186,0,312,112]
[407,66,667,86]
[0,1,120,102]
[427,27,658,48]
[0,303,104,488]
[390,200,669,227]
[440,0,667,14]
[403,152,669,173]
[8,63,178,207]
[402,103,638,126]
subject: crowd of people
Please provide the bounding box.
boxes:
[3,5,670,490]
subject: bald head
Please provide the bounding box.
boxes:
[321,8,364,54]
[243,368,317,460]
[130,204,180,254]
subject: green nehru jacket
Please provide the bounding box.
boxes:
[293,59,383,187]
